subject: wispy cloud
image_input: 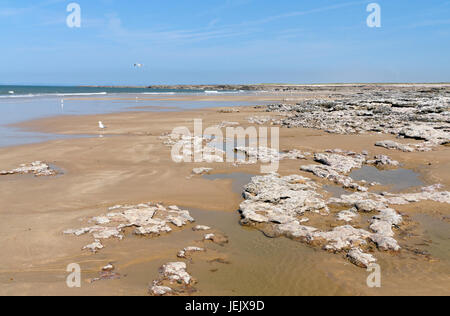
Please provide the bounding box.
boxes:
[232,0,369,27]
[101,14,256,44]
[99,1,368,44]
[407,19,450,28]
[0,0,65,17]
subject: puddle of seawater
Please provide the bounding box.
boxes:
[0,97,269,148]
[350,166,424,192]
[410,214,450,262]
[323,185,352,198]
[185,208,356,296]
[202,173,255,194]
[206,137,248,162]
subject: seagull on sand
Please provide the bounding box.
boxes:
[98,121,106,129]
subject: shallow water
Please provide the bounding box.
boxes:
[350,166,424,192]
[203,173,256,194]
[323,185,352,197]
[0,95,266,147]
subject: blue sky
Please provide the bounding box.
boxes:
[1,0,449,85]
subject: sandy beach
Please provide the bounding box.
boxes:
[0,86,449,296]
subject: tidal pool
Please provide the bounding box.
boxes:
[350,166,424,192]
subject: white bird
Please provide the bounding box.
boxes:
[8,91,14,94]
[133,63,143,68]
[98,121,106,129]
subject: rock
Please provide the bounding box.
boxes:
[159,262,193,285]
[355,199,387,212]
[312,225,373,252]
[274,221,318,239]
[218,108,240,113]
[192,168,213,175]
[399,125,449,145]
[234,146,306,164]
[301,164,367,192]
[90,265,121,283]
[150,285,173,296]
[159,132,225,163]
[82,240,104,253]
[65,202,195,252]
[102,264,114,271]
[314,153,365,173]
[258,91,450,151]
[347,248,377,268]
[239,174,329,227]
[371,234,401,251]
[177,247,205,258]
[193,225,211,231]
[204,233,228,245]
[336,208,359,222]
[213,121,240,128]
[367,155,400,167]
[375,140,415,152]
[0,161,58,177]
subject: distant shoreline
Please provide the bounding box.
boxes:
[79,83,450,91]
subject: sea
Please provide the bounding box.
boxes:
[0,85,259,147]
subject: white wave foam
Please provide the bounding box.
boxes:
[141,92,177,95]
[0,92,108,98]
[55,92,108,96]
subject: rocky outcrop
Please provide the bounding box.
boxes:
[239,174,329,226]
[149,262,195,296]
[313,153,365,173]
[237,172,429,268]
[259,91,450,150]
[375,140,434,152]
[336,208,359,222]
[192,225,211,231]
[177,247,205,259]
[300,164,368,192]
[0,161,58,177]
[159,262,193,285]
[192,167,213,175]
[300,152,369,191]
[347,248,377,268]
[367,155,400,167]
[64,203,195,252]
[235,146,307,163]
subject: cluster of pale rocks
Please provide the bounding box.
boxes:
[234,146,308,164]
[160,122,310,171]
[64,201,228,295]
[159,132,225,163]
[150,224,230,296]
[299,150,399,192]
[250,91,450,151]
[239,172,450,268]
[0,161,58,177]
[64,203,195,253]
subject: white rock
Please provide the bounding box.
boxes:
[150,285,173,296]
[193,225,211,231]
[83,240,104,253]
[336,208,359,222]
[347,248,377,268]
[160,262,192,285]
[192,167,213,175]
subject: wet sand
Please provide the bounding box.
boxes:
[0,91,449,296]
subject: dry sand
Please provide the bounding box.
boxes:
[0,92,449,296]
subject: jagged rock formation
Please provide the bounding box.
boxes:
[254,90,450,150]
[0,161,58,177]
[239,173,450,268]
[64,203,195,252]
